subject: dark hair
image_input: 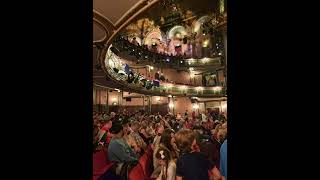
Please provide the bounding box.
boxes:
[109,122,123,134]
[155,146,172,180]
[155,146,172,160]
[160,128,175,153]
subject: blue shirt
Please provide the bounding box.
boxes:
[108,138,137,163]
[220,139,227,178]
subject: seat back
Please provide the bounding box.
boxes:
[139,153,152,177]
[128,163,146,180]
[93,150,107,172]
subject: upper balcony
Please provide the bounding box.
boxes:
[103,45,226,97]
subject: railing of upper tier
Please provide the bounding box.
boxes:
[111,37,223,68]
[104,46,226,97]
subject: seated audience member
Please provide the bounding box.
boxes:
[220,139,227,180]
[152,128,179,178]
[122,119,141,155]
[130,121,147,154]
[212,124,222,140]
[153,124,164,147]
[175,129,222,180]
[108,122,138,163]
[96,118,113,145]
[155,147,177,180]
[184,118,192,129]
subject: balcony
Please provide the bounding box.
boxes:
[104,45,226,97]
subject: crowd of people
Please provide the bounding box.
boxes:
[93,109,227,180]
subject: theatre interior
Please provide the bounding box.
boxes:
[93,0,227,179]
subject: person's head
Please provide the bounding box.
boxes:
[110,112,116,118]
[155,147,172,166]
[175,129,196,153]
[160,128,175,151]
[155,123,164,135]
[218,122,227,141]
[122,119,130,135]
[160,120,165,126]
[103,119,113,129]
[109,122,123,137]
[131,121,140,132]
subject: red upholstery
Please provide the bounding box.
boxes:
[146,145,153,157]
[93,150,114,179]
[139,153,152,177]
[128,163,146,180]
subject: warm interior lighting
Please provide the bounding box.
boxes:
[169,102,174,108]
[202,40,209,47]
[112,98,117,102]
[192,104,199,109]
[167,84,173,88]
[190,73,194,78]
[201,58,209,63]
[196,86,203,91]
[189,67,194,71]
[180,85,187,89]
[213,86,222,91]
[156,97,161,101]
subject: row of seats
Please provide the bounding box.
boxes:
[93,149,114,180]
[93,145,153,180]
[129,145,153,180]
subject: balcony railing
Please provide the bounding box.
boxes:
[111,37,224,68]
[104,46,226,97]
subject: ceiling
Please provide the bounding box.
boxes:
[93,0,142,26]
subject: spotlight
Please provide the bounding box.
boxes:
[218,52,222,55]
[166,58,170,62]
[180,60,183,64]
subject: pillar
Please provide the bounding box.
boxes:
[106,90,109,113]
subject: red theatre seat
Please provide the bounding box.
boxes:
[139,153,152,177]
[93,150,114,180]
[128,163,146,180]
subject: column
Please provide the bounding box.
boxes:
[222,29,227,85]
[106,90,109,113]
[148,96,152,113]
[142,96,145,112]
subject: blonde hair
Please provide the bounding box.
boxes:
[175,129,196,153]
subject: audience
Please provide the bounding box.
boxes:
[93,109,227,180]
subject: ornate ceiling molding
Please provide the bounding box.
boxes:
[93,10,116,44]
[93,20,109,43]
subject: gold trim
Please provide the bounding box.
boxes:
[114,0,149,28]
[93,19,108,43]
[105,0,160,46]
